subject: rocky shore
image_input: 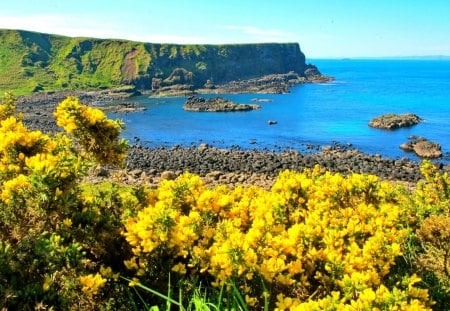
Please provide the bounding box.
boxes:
[152,69,333,96]
[195,69,333,95]
[13,90,449,189]
[16,87,139,132]
[122,144,441,189]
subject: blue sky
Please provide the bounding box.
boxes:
[0,0,449,58]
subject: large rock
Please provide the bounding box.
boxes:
[413,140,442,158]
[400,137,442,158]
[369,113,422,129]
[183,96,260,112]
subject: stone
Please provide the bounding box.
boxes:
[413,140,442,158]
[400,137,442,158]
[161,171,177,180]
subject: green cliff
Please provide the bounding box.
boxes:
[0,29,314,94]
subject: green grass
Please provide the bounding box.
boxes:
[0,29,304,95]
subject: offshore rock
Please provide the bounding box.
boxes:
[183,96,260,112]
[400,137,442,158]
[369,113,422,129]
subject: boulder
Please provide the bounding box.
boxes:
[399,137,442,158]
[413,140,442,158]
[369,113,422,129]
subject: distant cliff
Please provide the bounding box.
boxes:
[0,29,327,94]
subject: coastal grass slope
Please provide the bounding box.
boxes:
[0,29,311,94]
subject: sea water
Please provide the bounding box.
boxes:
[109,59,450,163]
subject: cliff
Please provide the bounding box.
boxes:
[0,29,325,94]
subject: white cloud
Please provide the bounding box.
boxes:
[0,14,208,44]
[221,25,294,42]
[0,14,117,38]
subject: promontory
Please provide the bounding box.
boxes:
[0,29,331,95]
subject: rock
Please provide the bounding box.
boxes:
[400,137,442,158]
[198,143,209,152]
[183,96,260,112]
[251,98,273,102]
[198,71,333,95]
[161,171,177,180]
[369,113,422,129]
[205,171,222,181]
[413,140,442,158]
[399,142,414,152]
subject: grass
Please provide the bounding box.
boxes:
[0,29,304,95]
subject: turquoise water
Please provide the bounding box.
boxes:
[110,59,450,162]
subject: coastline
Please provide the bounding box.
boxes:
[15,90,450,188]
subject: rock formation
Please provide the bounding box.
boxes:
[183,96,260,112]
[369,113,422,129]
[400,137,442,158]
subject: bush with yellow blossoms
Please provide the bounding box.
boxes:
[54,96,128,165]
[402,161,450,310]
[0,93,137,310]
[123,168,434,309]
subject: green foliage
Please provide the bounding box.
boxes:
[0,94,134,309]
[0,29,305,94]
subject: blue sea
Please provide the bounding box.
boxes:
[108,59,450,163]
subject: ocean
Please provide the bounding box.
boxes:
[108,59,450,163]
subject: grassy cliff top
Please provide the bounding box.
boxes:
[0,29,307,95]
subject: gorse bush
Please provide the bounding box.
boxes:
[123,170,432,310]
[0,93,448,310]
[0,93,135,310]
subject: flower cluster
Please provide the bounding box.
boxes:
[123,169,432,309]
[0,94,130,309]
[54,96,128,165]
[79,273,107,296]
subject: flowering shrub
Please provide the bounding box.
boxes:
[54,96,128,165]
[123,169,432,309]
[0,93,133,310]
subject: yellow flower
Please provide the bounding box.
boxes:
[62,218,72,227]
[172,262,187,275]
[78,273,107,296]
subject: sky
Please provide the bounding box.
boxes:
[0,0,449,58]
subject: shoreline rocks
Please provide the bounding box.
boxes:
[369,113,422,129]
[125,144,442,187]
[183,96,260,112]
[195,71,333,95]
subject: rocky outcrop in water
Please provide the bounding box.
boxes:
[369,113,422,129]
[183,96,260,112]
[196,71,333,95]
[400,137,442,158]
